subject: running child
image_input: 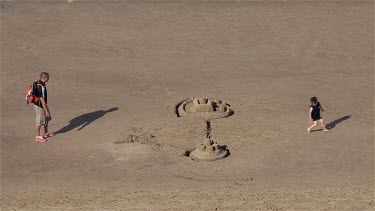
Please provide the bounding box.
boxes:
[307,96,329,133]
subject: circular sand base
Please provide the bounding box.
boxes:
[176,97,233,121]
[189,138,229,162]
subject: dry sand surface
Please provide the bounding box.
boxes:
[1,1,374,210]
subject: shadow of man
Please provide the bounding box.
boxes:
[326,115,351,129]
[55,107,119,134]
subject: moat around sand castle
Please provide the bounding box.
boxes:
[175,97,234,162]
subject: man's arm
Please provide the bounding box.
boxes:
[40,97,51,117]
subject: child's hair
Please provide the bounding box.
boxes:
[310,96,318,103]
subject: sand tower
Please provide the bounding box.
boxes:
[175,97,234,162]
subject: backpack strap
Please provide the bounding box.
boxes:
[34,81,45,107]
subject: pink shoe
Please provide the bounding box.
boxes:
[35,136,47,142]
[44,132,55,138]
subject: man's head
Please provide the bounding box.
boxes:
[40,72,49,82]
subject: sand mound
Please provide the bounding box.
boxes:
[189,138,229,162]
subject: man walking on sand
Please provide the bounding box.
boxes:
[34,72,54,142]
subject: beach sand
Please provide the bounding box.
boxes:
[1,1,373,210]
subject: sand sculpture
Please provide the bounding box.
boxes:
[176,97,233,121]
[175,97,233,162]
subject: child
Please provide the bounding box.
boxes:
[307,96,329,133]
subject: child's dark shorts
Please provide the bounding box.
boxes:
[312,116,322,121]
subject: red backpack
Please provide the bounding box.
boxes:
[25,81,43,105]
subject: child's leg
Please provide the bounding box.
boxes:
[307,121,318,133]
[319,119,329,131]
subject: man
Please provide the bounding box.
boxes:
[34,72,54,142]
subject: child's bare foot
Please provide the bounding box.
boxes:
[323,129,330,132]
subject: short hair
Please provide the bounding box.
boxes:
[310,96,318,103]
[40,72,49,79]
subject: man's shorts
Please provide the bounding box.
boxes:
[34,104,50,125]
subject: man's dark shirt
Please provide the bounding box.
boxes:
[34,80,47,108]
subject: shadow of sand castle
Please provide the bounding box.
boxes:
[55,107,119,134]
[326,115,351,129]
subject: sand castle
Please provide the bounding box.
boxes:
[189,138,228,162]
[176,97,233,121]
[176,97,233,162]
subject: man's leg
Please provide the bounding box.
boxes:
[34,105,47,141]
[34,105,42,137]
[44,121,49,134]
[36,125,41,137]
[43,115,56,137]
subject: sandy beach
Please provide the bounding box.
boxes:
[1,1,373,210]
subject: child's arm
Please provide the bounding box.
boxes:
[309,107,313,121]
[320,104,325,112]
